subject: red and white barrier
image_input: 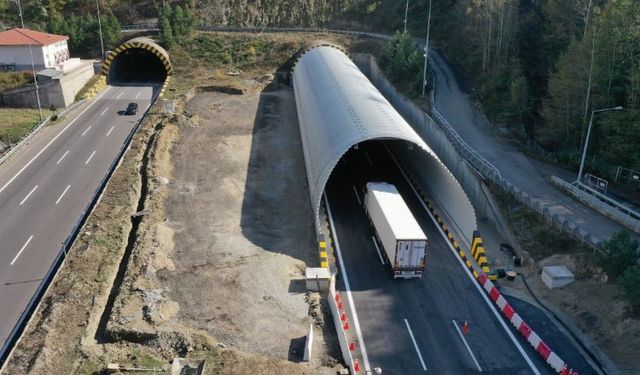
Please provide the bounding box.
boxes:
[477,273,568,373]
[328,276,363,373]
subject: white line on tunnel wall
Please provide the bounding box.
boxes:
[352,185,362,205]
[404,318,428,371]
[365,152,372,165]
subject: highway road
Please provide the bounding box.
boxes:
[0,82,160,350]
[325,141,553,374]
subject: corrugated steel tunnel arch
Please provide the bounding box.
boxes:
[102,37,172,83]
[292,43,477,237]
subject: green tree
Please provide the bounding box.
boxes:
[159,13,174,48]
[618,266,640,315]
[596,230,639,280]
[172,5,186,39]
[380,31,421,88]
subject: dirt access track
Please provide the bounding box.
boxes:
[0,32,379,374]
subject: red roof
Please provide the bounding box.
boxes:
[0,28,68,47]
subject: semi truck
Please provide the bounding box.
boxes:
[364,182,427,279]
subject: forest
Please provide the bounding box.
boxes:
[0,0,638,180]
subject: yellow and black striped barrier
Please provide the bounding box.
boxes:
[471,231,494,277]
[319,233,329,269]
[159,76,171,98]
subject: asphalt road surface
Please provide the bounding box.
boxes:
[0,83,160,349]
[326,141,553,374]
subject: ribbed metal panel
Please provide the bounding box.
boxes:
[293,46,474,230]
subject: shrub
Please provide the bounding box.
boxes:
[596,230,639,280]
[618,266,640,315]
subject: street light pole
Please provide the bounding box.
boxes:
[403,0,409,34]
[576,106,624,184]
[96,0,105,59]
[421,0,432,97]
[15,0,43,121]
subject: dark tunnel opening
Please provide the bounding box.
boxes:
[108,48,167,84]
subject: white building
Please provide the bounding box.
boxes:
[0,28,70,72]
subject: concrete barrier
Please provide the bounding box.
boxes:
[303,324,313,362]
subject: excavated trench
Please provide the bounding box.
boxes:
[94,120,163,344]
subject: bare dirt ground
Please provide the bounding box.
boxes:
[104,79,340,373]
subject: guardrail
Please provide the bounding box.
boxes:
[0,95,159,367]
[550,177,640,233]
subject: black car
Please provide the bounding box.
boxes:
[125,102,139,115]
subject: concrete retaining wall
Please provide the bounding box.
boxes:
[1,62,94,109]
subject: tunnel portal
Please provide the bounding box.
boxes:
[102,37,172,84]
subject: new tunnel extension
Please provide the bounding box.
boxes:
[291,42,477,243]
[102,37,172,86]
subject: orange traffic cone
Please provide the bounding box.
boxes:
[343,321,350,331]
[353,359,361,373]
[341,312,347,322]
[337,301,343,309]
[349,342,356,352]
[335,293,341,303]
[462,321,469,334]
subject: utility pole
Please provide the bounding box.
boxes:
[403,0,409,34]
[15,0,43,121]
[576,106,624,185]
[421,0,432,97]
[96,0,105,59]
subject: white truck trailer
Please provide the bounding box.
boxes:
[364,182,427,279]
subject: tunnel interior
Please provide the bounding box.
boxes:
[325,138,477,247]
[108,48,167,84]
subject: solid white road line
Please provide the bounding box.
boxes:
[55,184,71,205]
[385,145,541,375]
[100,106,109,116]
[85,151,96,165]
[10,235,33,265]
[81,126,92,136]
[19,185,38,205]
[116,91,123,99]
[352,185,362,205]
[0,87,111,195]
[404,318,428,371]
[452,320,483,372]
[106,126,115,137]
[56,150,70,165]
[325,193,371,373]
[371,236,385,265]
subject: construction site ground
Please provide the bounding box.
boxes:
[0,33,387,375]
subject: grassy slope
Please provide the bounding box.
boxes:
[0,108,42,145]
